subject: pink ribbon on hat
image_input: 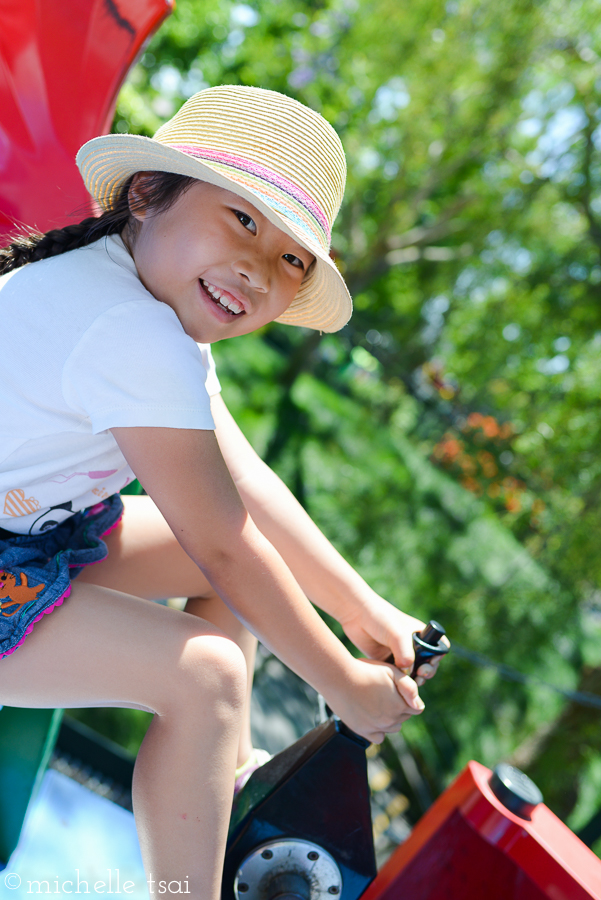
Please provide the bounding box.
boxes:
[169,144,331,250]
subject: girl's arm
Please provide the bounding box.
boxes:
[211,395,441,677]
[111,425,424,743]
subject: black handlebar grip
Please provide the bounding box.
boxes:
[410,619,450,678]
[385,619,451,678]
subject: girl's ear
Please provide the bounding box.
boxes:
[128,172,155,222]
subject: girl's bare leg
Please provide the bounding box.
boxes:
[184,594,256,767]
[0,582,246,897]
[78,494,258,766]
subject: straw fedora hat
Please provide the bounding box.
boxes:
[76,85,352,332]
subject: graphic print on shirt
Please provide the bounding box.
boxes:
[0,571,45,617]
[27,501,74,535]
[2,469,118,534]
[49,469,117,484]
[4,488,41,517]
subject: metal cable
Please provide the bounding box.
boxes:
[452,643,601,711]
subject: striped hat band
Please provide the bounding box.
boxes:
[168,145,331,251]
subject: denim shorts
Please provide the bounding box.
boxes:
[0,494,123,660]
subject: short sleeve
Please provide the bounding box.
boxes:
[62,300,216,433]
[198,343,221,396]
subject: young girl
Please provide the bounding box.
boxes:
[0,86,444,895]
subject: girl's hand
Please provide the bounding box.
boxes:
[325,656,425,744]
[339,594,449,687]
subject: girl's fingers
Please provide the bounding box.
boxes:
[387,624,421,672]
[393,670,425,712]
[419,647,450,677]
[416,662,435,680]
[392,634,450,675]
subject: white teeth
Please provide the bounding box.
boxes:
[202,280,243,315]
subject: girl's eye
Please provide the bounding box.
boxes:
[283,253,305,270]
[234,210,257,234]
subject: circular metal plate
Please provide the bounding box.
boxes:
[234,838,343,900]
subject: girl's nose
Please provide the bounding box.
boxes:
[236,257,270,293]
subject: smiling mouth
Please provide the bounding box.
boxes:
[200,279,245,316]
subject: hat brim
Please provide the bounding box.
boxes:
[76,134,352,332]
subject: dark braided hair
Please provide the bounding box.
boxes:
[0,172,197,276]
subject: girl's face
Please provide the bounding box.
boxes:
[127,178,315,343]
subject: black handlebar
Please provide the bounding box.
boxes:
[410,619,450,677]
[385,619,450,676]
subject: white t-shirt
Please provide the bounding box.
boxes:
[0,234,220,535]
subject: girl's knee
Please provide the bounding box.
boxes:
[175,631,247,711]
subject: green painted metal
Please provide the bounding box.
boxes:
[0,707,63,864]
[120,481,145,495]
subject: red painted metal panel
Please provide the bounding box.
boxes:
[0,0,172,243]
[362,761,601,900]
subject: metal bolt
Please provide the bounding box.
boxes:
[238,884,249,893]
[328,888,340,895]
[261,849,274,860]
[307,851,319,861]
